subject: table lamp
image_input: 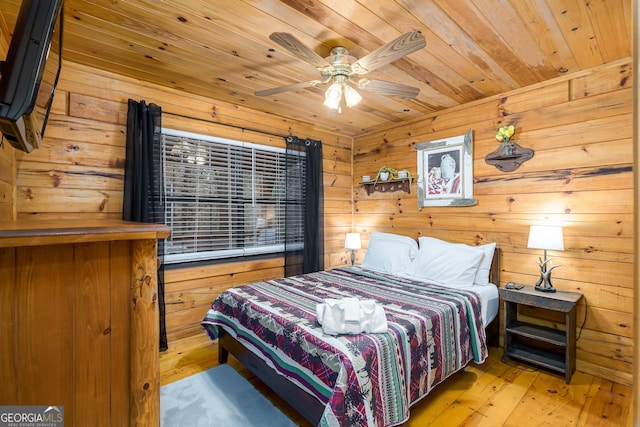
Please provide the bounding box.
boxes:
[527,225,564,293]
[345,233,361,266]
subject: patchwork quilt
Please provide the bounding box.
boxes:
[201,267,488,427]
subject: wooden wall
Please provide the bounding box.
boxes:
[352,58,633,386]
[0,117,14,221]
[9,60,354,346]
[2,8,634,386]
[0,10,14,220]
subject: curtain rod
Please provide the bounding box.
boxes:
[163,111,289,139]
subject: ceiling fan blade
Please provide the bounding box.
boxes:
[357,79,420,99]
[269,33,330,70]
[255,80,324,97]
[352,30,425,74]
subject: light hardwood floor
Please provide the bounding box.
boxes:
[160,334,632,426]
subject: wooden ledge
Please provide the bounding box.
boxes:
[0,219,171,248]
[360,178,411,195]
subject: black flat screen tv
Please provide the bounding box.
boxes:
[0,0,63,153]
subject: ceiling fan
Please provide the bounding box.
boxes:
[255,31,426,113]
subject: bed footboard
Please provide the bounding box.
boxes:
[218,330,325,426]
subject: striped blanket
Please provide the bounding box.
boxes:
[201,267,488,427]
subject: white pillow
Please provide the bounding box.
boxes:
[474,242,497,285]
[361,231,418,275]
[410,237,484,287]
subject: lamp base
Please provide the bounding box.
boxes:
[535,284,556,293]
[534,275,556,293]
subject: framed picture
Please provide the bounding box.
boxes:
[416,129,477,209]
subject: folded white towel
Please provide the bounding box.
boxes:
[359,299,388,334]
[316,298,388,335]
[342,297,361,324]
[315,299,349,335]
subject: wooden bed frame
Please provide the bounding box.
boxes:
[218,248,501,425]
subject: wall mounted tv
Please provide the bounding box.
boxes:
[0,0,63,153]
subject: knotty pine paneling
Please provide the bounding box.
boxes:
[3,32,634,391]
[352,59,633,386]
[0,223,169,425]
[0,14,13,220]
[15,245,76,415]
[2,0,631,135]
[9,60,354,347]
[164,258,286,343]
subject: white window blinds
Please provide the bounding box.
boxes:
[161,129,302,264]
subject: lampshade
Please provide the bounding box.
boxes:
[343,84,362,107]
[323,81,343,109]
[344,233,361,250]
[324,75,362,111]
[527,225,564,251]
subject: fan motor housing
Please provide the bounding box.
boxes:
[322,47,357,79]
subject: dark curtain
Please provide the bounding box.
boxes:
[122,99,168,351]
[284,135,324,277]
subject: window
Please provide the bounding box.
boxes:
[161,129,303,264]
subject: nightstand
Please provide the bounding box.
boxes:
[498,285,583,384]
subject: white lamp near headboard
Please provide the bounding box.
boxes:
[345,233,361,266]
[527,225,564,293]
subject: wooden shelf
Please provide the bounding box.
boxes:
[485,142,534,172]
[360,178,410,195]
[505,321,566,346]
[506,342,566,373]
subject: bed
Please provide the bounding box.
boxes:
[201,233,500,427]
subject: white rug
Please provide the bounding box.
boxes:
[160,364,298,427]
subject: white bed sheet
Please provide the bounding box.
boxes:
[393,271,499,327]
[471,283,499,327]
[417,280,498,327]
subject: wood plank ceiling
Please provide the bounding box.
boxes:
[0,0,632,137]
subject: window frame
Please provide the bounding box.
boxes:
[161,128,300,265]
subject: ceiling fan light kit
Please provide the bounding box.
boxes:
[256,31,426,113]
[323,75,363,111]
[323,81,343,109]
[343,84,362,107]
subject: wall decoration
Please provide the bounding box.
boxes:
[416,129,476,209]
[360,166,412,195]
[485,125,534,172]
